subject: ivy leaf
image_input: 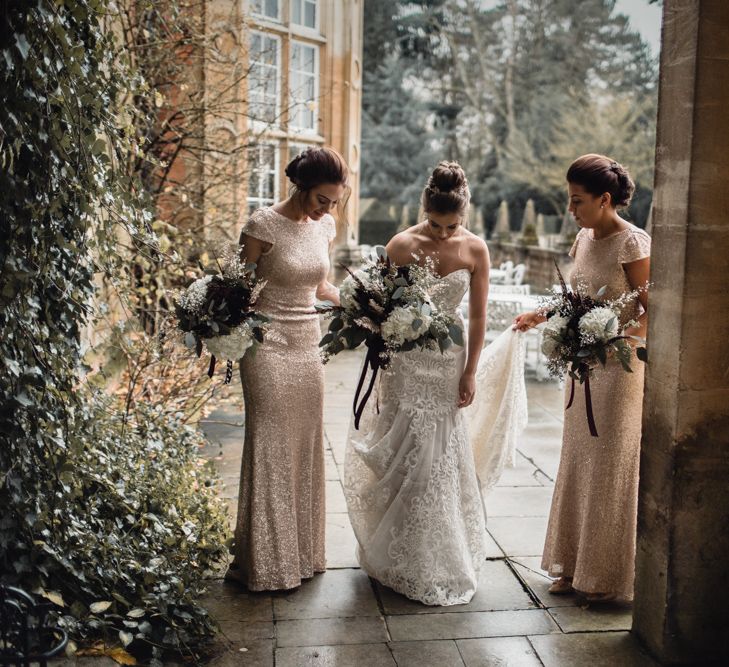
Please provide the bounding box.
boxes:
[119,631,134,648]
[89,601,112,614]
[42,590,65,607]
[15,34,29,60]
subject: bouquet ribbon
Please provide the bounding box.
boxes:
[566,371,598,438]
[207,355,235,384]
[353,346,380,430]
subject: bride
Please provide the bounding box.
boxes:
[343,162,527,605]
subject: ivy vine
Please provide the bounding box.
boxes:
[0,1,228,663]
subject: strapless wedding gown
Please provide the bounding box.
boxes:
[343,268,528,605]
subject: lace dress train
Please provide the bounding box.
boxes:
[343,269,527,605]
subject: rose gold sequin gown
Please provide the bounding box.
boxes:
[541,223,651,600]
[232,207,336,591]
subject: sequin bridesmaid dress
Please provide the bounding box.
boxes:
[231,206,335,591]
[541,223,651,600]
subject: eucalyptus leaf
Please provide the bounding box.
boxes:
[448,324,464,347]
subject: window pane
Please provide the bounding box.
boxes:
[248,144,279,211]
[289,43,317,131]
[304,1,316,28]
[264,0,279,19]
[249,33,279,125]
[292,0,301,25]
[302,45,315,73]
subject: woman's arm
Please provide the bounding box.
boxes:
[623,256,650,340]
[513,310,548,331]
[459,241,490,407]
[316,239,340,305]
[239,232,269,267]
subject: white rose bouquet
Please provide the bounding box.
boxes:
[318,246,463,428]
[174,248,269,383]
[539,264,647,436]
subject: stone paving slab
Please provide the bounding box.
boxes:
[325,513,359,568]
[386,608,559,641]
[325,479,348,513]
[487,516,549,557]
[509,556,576,608]
[272,568,380,620]
[528,631,659,667]
[276,616,389,648]
[376,560,534,615]
[275,643,397,667]
[548,603,633,633]
[388,639,465,667]
[485,485,554,517]
[456,636,543,666]
[199,580,273,622]
[206,640,274,666]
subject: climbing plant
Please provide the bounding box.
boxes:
[0,1,228,663]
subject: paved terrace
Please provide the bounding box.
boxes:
[194,350,658,667]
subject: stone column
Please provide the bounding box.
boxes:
[633,1,729,664]
[321,0,364,280]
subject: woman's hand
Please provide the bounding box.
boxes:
[512,310,546,331]
[458,372,476,408]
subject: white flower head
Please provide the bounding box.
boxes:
[204,322,255,360]
[381,306,432,346]
[541,314,570,359]
[578,306,619,344]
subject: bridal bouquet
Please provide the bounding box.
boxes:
[539,263,647,436]
[174,250,268,383]
[318,246,463,428]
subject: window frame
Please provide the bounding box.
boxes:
[288,39,320,135]
[248,30,282,128]
[250,0,282,23]
[290,0,319,32]
[247,142,280,214]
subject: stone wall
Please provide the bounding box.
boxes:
[632,1,729,664]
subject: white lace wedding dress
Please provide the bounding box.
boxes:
[343,268,528,605]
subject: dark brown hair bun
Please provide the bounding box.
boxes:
[422,161,470,215]
[284,146,349,192]
[566,154,635,209]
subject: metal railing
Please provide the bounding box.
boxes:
[0,586,68,667]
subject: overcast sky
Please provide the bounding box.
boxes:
[614,0,662,55]
[478,0,663,56]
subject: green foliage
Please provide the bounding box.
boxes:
[0,0,228,661]
[361,54,438,203]
[30,396,228,659]
[361,0,659,229]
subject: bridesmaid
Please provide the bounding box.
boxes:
[514,154,650,602]
[226,146,348,590]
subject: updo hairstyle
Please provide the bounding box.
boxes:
[566,154,635,209]
[283,146,350,222]
[421,161,470,217]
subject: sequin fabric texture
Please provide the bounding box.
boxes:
[541,223,651,600]
[233,206,336,591]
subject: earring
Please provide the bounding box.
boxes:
[600,204,604,209]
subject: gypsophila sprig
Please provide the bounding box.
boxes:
[318,247,464,428]
[173,244,269,382]
[536,262,648,436]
